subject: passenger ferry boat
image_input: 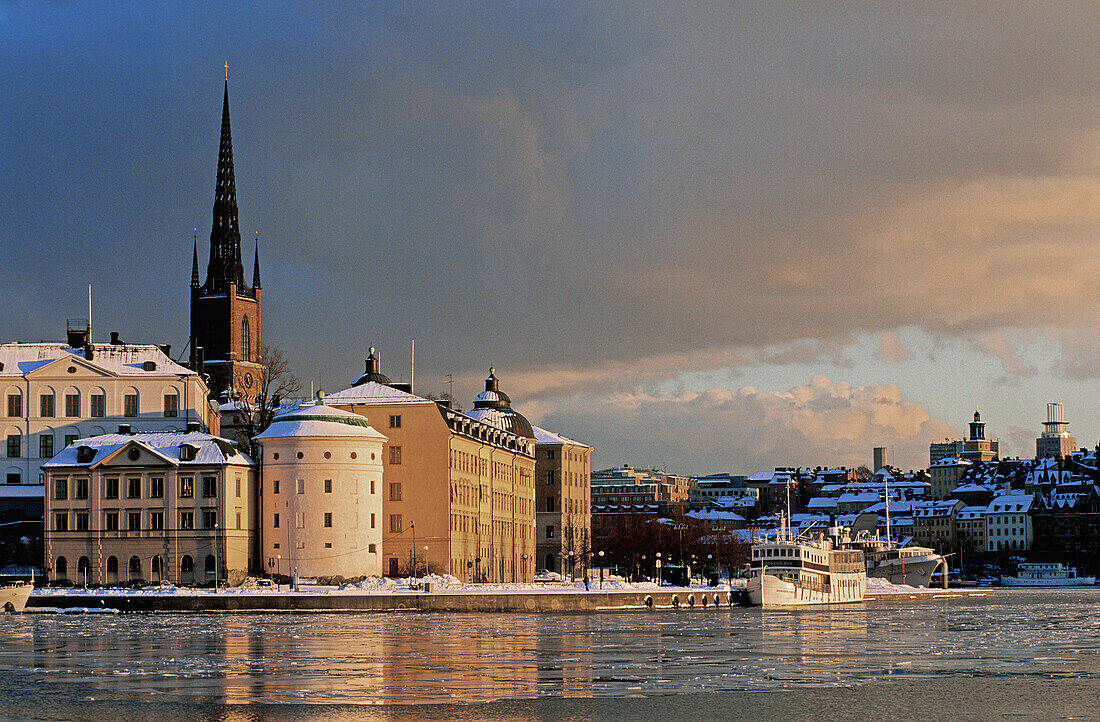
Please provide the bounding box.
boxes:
[1000,562,1096,587]
[748,518,866,606]
[845,534,948,588]
[1,582,33,612]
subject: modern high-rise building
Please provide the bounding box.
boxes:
[873,447,888,471]
[1036,402,1076,459]
[190,76,263,401]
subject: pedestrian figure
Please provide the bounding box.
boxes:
[583,575,590,591]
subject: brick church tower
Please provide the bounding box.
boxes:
[190,74,263,400]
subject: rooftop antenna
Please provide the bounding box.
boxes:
[885,473,892,547]
[445,373,454,401]
[87,284,92,340]
[410,339,415,394]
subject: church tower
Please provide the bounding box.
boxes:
[190,71,263,400]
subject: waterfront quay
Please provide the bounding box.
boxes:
[26,585,992,613]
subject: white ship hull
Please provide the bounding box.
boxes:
[868,555,943,588]
[999,575,1096,587]
[747,573,865,606]
[0,583,33,612]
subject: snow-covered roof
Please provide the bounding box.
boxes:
[931,456,971,467]
[956,506,987,520]
[986,495,1034,514]
[806,497,839,509]
[531,425,591,448]
[323,381,434,406]
[838,492,880,504]
[685,509,745,522]
[0,342,194,377]
[253,404,387,441]
[43,431,254,468]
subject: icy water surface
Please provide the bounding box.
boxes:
[1,588,1099,719]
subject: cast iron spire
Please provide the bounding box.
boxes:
[205,77,247,294]
[190,234,200,288]
[252,238,262,289]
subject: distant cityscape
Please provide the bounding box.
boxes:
[3,77,1099,589]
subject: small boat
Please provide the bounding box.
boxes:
[846,535,948,588]
[1000,562,1096,587]
[1,582,33,612]
[747,517,866,606]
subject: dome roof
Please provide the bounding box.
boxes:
[352,347,391,386]
[253,403,387,440]
[466,368,534,439]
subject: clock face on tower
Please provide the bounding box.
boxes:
[243,372,254,389]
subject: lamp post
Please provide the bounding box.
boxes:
[423,546,429,577]
[656,552,662,586]
[213,521,219,593]
[276,554,281,591]
[598,550,605,589]
[410,521,416,579]
[640,554,646,583]
[707,553,714,586]
[568,550,575,582]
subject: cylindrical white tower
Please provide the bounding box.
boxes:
[254,403,387,580]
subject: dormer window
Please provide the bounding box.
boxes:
[143,361,157,371]
[179,444,197,462]
[76,446,96,464]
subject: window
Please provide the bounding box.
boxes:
[202,476,217,498]
[64,434,77,448]
[272,479,280,494]
[389,415,401,428]
[370,479,375,495]
[54,477,67,500]
[235,511,241,530]
[389,483,402,501]
[129,556,141,574]
[75,512,89,531]
[106,556,118,573]
[180,511,194,530]
[202,510,217,529]
[105,477,119,499]
[295,512,305,529]
[179,477,194,498]
[54,513,68,531]
[546,525,555,538]
[74,478,88,500]
[546,449,555,460]
[7,394,21,417]
[39,434,54,459]
[546,470,554,485]
[180,555,193,573]
[368,543,377,553]
[124,393,138,417]
[546,497,555,512]
[273,512,280,528]
[296,479,304,494]
[389,514,402,533]
[241,316,251,362]
[104,511,119,531]
[235,477,241,497]
[370,513,375,529]
[127,477,141,499]
[55,556,67,577]
[64,393,80,417]
[324,479,332,493]
[90,394,105,417]
[40,394,55,418]
[324,512,333,528]
[163,394,178,418]
[128,512,141,531]
[150,511,164,531]
[150,477,163,499]
[205,555,215,574]
[389,446,402,465]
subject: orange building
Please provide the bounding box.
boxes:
[325,352,536,582]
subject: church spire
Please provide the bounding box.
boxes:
[205,75,247,294]
[252,236,262,289]
[191,231,200,288]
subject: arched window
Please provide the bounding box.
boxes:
[240,316,251,362]
[78,556,90,575]
[205,555,216,574]
[180,555,194,573]
[54,556,67,578]
[129,555,142,575]
[106,556,118,574]
[151,555,164,578]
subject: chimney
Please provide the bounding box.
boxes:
[66,321,89,349]
[195,346,204,375]
[110,331,121,345]
[117,424,132,435]
[84,344,94,360]
[158,344,171,358]
[186,421,202,433]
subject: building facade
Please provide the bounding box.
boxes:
[1036,402,1077,459]
[325,354,536,582]
[253,404,387,580]
[533,425,592,577]
[190,78,263,401]
[961,411,999,463]
[42,428,257,585]
[2,339,215,509]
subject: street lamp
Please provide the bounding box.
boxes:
[568,550,575,582]
[276,554,281,591]
[598,550,605,589]
[410,521,416,579]
[423,546,429,577]
[213,521,219,593]
[708,553,714,585]
[656,552,662,586]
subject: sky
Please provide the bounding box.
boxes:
[4,2,1100,475]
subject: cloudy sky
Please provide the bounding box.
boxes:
[4,3,1100,474]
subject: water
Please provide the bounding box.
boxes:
[2,588,1099,720]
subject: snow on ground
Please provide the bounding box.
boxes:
[864,577,928,594]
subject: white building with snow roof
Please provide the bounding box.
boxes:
[2,337,216,514]
[985,494,1035,552]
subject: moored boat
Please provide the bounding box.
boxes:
[748,520,866,606]
[1,582,33,612]
[845,535,948,588]
[1000,562,1095,587]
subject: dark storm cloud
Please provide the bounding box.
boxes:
[4,1,1100,404]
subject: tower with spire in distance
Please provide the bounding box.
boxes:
[190,65,264,401]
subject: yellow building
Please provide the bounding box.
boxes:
[325,353,535,582]
[532,426,592,577]
[42,426,257,586]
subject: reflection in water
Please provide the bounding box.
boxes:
[3,589,1100,706]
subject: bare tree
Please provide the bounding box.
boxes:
[229,343,301,453]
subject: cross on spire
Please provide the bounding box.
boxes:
[224,61,229,82]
